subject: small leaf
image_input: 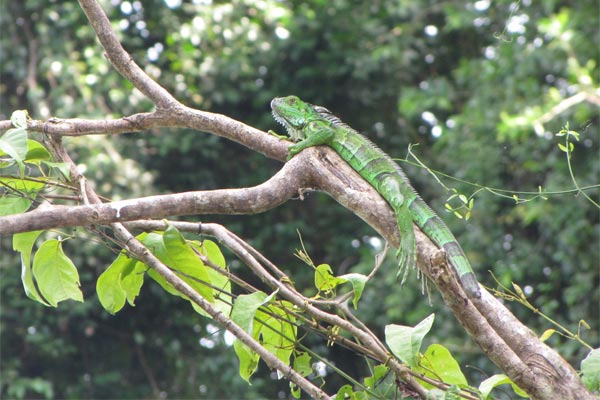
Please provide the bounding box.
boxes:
[290,382,301,399]
[10,109,29,128]
[453,211,463,219]
[480,374,529,398]
[512,282,526,299]
[41,161,71,178]
[458,194,468,204]
[364,365,389,388]
[385,314,435,367]
[314,264,344,293]
[338,272,367,309]
[557,143,568,153]
[539,329,556,342]
[32,239,83,306]
[335,385,354,400]
[293,352,312,377]
[580,319,591,330]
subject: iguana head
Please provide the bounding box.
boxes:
[271,95,322,141]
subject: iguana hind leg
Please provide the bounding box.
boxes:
[395,204,416,284]
[379,175,417,283]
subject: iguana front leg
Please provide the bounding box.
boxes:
[267,129,291,141]
[287,123,335,160]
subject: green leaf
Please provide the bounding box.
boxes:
[13,230,47,305]
[0,127,28,174]
[233,339,260,384]
[231,291,270,382]
[290,382,301,399]
[142,227,215,312]
[479,374,529,398]
[335,385,355,400]
[231,291,270,334]
[96,252,141,314]
[0,178,45,216]
[539,328,556,342]
[231,292,296,382]
[293,352,312,377]
[162,225,214,304]
[385,313,435,367]
[314,263,344,293]
[190,239,231,316]
[121,261,146,306]
[364,364,389,388]
[581,348,600,392]
[10,109,29,128]
[32,239,83,307]
[41,161,71,178]
[338,272,367,308]
[24,140,51,163]
[415,344,468,389]
[255,302,297,378]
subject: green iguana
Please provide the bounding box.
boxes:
[271,95,481,299]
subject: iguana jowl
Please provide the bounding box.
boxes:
[271,95,481,299]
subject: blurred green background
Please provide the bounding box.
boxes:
[1,0,598,398]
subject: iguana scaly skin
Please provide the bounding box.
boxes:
[271,95,481,298]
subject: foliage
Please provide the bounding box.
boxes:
[1,0,598,398]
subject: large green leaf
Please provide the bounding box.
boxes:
[254,302,297,378]
[385,313,435,367]
[31,239,83,307]
[162,225,214,303]
[415,344,468,389]
[231,291,271,383]
[190,239,231,317]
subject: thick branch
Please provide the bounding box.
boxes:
[0,155,308,234]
